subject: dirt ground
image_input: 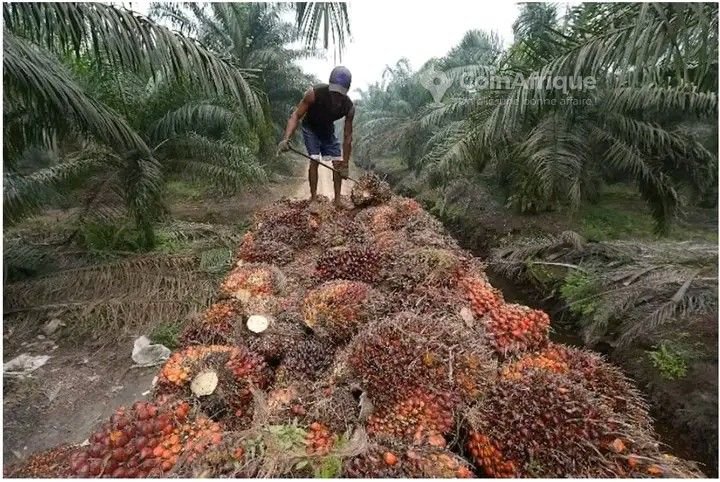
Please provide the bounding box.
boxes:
[2,155,361,470]
[3,340,157,464]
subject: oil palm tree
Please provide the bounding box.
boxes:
[3,2,268,242]
[3,2,351,243]
[149,2,318,132]
[418,3,718,232]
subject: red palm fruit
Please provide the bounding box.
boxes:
[367,389,455,446]
[482,303,550,357]
[314,245,383,284]
[219,263,284,303]
[301,280,375,342]
[458,274,504,316]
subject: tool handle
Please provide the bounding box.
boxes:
[287,145,357,182]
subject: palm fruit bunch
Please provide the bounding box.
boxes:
[350,173,392,207]
[68,400,222,477]
[458,274,504,316]
[482,302,550,357]
[407,226,460,251]
[347,312,497,406]
[179,300,242,347]
[500,344,569,379]
[5,445,75,477]
[252,199,318,248]
[263,382,313,425]
[305,421,336,456]
[275,338,337,383]
[317,219,368,248]
[236,232,294,265]
[403,206,446,235]
[385,247,465,293]
[301,280,375,342]
[369,229,409,255]
[389,196,423,222]
[314,245,382,284]
[220,263,285,304]
[305,382,360,434]
[502,343,652,431]
[353,197,422,235]
[366,388,455,446]
[177,420,344,478]
[354,205,397,233]
[247,318,306,364]
[156,345,271,426]
[464,369,656,478]
[172,434,255,478]
[343,441,474,478]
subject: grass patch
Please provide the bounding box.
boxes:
[572,185,718,242]
[165,179,212,202]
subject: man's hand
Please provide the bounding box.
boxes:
[276,138,290,155]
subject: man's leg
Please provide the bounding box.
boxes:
[331,158,348,206]
[309,156,319,201]
[323,133,345,207]
[302,127,321,201]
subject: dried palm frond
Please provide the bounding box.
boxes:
[491,232,718,346]
[4,254,216,340]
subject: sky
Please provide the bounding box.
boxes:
[299,1,521,99]
[125,1,521,99]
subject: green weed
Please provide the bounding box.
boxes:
[559,269,598,317]
[78,221,149,252]
[150,320,185,349]
[647,341,689,380]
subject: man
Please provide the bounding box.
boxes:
[278,66,354,207]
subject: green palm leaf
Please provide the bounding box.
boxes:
[4,30,149,154]
[4,2,264,122]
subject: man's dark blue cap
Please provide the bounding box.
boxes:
[329,66,352,95]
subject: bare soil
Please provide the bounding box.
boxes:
[3,340,157,464]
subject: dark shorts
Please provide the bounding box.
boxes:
[302,126,341,158]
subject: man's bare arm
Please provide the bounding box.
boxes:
[342,106,355,164]
[282,88,315,142]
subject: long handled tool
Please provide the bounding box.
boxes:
[288,145,358,182]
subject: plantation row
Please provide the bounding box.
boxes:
[7,176,704,478]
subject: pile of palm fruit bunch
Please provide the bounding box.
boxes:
[6,173,705,478]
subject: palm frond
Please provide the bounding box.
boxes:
[593,126,680,233]
[4,2,264,122]
[606,84,717,115]
[3,147,115,225]
[491,233,718,346]
[149,102,241,142]
[517,112,591,208]
[4,30,150,154]
[294,2,351,56]
[160,133,267,192]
